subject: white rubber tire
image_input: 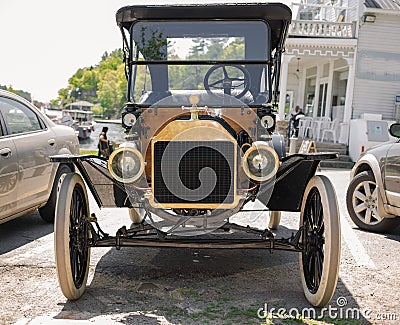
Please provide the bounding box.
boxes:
[129,208,144,224]
[268,211,281,230]
[299,175,341,307]
[54,173,90,300]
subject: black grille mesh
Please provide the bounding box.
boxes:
[153,141,235,204]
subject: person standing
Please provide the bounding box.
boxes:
[98,126,110,158]
[291,105,305,137]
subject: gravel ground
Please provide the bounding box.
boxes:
[0,169,399,325]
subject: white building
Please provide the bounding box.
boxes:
[279,0,400,160]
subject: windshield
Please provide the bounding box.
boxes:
[129,20,272,107]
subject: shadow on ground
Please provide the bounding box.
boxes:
[381,225,400,242]
[55,224,370,325]
[354,225,400,243]
[0,211,53,254]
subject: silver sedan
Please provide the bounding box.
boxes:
[0,89,79,224]
[346,123,400,232]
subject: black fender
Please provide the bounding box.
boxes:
[272,133,286,159]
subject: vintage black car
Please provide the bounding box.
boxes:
[52,3,341,307]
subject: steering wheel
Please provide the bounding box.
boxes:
[204,64,251,99]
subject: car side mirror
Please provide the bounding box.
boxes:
[389,123,400,138]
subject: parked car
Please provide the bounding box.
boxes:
[346,123,400,232]
[0,89,79,224]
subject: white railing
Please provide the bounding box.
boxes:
[289,20,356,38]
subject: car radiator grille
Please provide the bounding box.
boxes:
[153,141,235,205]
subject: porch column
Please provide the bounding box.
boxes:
[325,59,335,118]
[343,58,355,123]
[278,55,293,120]
[341,58,356,144]
[313,63,322,118]
[297,66,306,110]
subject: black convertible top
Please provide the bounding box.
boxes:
[116,3,291,50]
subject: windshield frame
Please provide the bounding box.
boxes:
[127,19,273,107]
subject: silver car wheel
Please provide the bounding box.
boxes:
[352,180,381,226]
[347,171,400,233]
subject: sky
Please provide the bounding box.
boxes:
[0,0,291,103]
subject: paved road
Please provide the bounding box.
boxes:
[0,169,399,324]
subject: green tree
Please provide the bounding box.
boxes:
[51,37,246,113]
[56,87,70,107]
[168,37,244,91]
[136,26,168,60]
[221,38,244,60]
[52,49,127,117]
[3,85,32,102]
[68,67,98,102]
[97,50,127,116]
[97,65,126,117]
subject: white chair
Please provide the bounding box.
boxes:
[321,119,339,143]
[312,117,331,141]
[306,117,321,140]
[303,117,314,139]
[298,117,312,138]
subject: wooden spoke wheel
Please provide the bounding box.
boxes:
[55,173,90,300]
[299,175,340,307]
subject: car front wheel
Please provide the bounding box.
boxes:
[39,164,71,223]
[346,171,400,233]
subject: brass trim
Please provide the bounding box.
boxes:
[240,143,251,154]
[242,144,279,182]
[108,147,145,183]
[150,119,239,209]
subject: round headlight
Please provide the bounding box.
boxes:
[242,145,279,182]
[261,115,275,129]
[108,147,144,183]
[251,153,269,170]
[122,112,137,128]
